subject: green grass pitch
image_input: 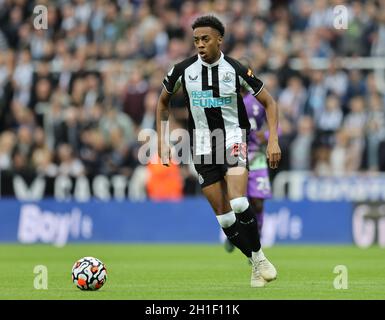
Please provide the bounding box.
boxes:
[1,244,384,300]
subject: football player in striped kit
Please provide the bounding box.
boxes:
[156,15,281,287]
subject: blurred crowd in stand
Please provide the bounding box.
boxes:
[0,0,385,199]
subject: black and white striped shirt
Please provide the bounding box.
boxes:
[163,52,264,155]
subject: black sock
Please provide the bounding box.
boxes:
[222,221,251,258]
[237,206,261,252]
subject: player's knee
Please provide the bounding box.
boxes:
[230,197,249,213]
[216,211,236,228]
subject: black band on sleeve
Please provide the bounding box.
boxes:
[162,66,181,94]
[224,56,264,96]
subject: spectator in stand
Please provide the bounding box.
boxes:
[122,67,148,126]
[0,130,15,170]
[278,76,307,122]
[316,93,344,146]
[32,147,58,177]
[290,115,315,171]
[57,143,85,177]
[330,129,357,176]
[343,95,367,171]
[363,94,385,171]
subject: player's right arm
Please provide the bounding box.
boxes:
[156,65,182,166]
[156,88,172,166]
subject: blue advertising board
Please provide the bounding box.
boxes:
[0,198,353,246]
[262,201,353,246]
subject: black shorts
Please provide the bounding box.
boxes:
[193,142,249,188]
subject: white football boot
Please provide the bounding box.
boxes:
[250,258,267,288]
[251,250,277,283]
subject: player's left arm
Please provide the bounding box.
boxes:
[255,88,281,169]
[237,62,281,168]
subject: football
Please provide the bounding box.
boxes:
[71,256,107,290]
